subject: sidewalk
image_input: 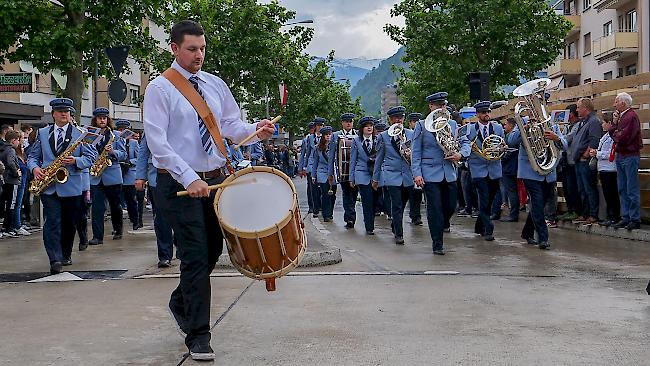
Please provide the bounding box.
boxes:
[557,220,650,242]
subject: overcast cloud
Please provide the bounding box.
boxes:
[261,0,404,59]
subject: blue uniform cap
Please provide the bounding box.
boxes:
[374,121,388,131]
[70,106,76,116]
[340,113,356,121]
[473,101,492,113]
[307,122,315,129]
[313,117,327,125]
[320,125,333,134]
[115,119,131,129]
[426,92,449,104]
[407,112,423,121]
[93,107,110,117]
[387,106,406,117]
[459,106,477,120]
[357,116,375,128]
[49,98,74,112]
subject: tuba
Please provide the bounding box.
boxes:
[512,78,560,175]
[387,123,411,165]
[90,129,115,177]
[29,127,87,196]
[424,108,460,163]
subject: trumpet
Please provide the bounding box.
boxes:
[387,123,411,165]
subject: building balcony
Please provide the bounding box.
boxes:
[564,14,580,38]
[547,58,581,78]
[593,0,635,12]
[592,31,639,63]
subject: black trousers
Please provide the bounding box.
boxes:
[599,171,620,222]
[122,185,139,226]
[357,184,375,232]
[473,177,500,236]
[2,184,17,231]
[340,182,358,223]
[156,173,224,348]
[41,193,81,263]
[305,173,314,212]
[91,183,123,240]
[386,185,412,238]
[423,180,456,251]
[136,189,145,226]
[308,173,321,214]
[521,179,554,244]
[382,187,392,217]
[561,164,581,214]
[75,192,89,245]
[409,187,423,221]
[318,182,337,219]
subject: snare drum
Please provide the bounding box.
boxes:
[214,166,306,291]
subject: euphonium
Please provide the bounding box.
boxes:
[512,78,560,175]
[90,129,115,177]
[471,133,517,161]
[424,108,460,160]
[29,131,86,196]
[387,123,411,165]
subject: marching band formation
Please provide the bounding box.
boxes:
[298,80,568,255]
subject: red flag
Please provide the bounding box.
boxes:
[279,82,287,107]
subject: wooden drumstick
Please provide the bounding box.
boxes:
[175,178,257,197]
[234,115,282,150]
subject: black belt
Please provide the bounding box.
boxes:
[158,168,224,180]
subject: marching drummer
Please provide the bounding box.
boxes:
[328,113,358,229]
[143,20,274,361]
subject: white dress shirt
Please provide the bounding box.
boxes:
[143,60,259,188]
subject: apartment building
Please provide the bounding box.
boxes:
[549,0,649,88]
[381,84,402,122]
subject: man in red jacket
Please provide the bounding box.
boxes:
[609,92,643,230]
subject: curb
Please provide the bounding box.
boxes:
[216,246,342,268]
[557,220,650,242]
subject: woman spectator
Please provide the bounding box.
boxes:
[591,113,620,227]
[12,131,31,236]
[0,130,22,237]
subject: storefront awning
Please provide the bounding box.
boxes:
[0,100,44,121]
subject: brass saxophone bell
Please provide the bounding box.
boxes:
[55,167,69,184]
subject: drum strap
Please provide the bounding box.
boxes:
[162,68,234,174]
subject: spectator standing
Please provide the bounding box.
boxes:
[12,131,31,235]
[590,113,620,227]
[0,130,23,237]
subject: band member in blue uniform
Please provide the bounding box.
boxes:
[412,101,471,255]
[328,113,358,228]
[27,98,97,274]
[508,117,567,250]
[466,101,504,241]
[70,107,91,251]
[372,106,414,245]
[116,119,140,230]
[89,108,127,245]
[311,126,336,222]
[373,121,390,217]
[298,122,316,213]
[302,118,325,217]
[349,116,377,235]
[407,112,424,226]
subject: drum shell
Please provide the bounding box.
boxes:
[337,137,353,182]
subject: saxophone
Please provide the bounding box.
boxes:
[90,130,115,177]
[29,133,86,196]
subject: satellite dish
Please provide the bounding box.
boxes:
[108,79,127,104]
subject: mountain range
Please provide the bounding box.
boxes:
[310,56,383,87]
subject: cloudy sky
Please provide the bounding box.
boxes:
[262,0,404,60]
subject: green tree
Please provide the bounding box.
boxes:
[385,0,571,112]
[0,0,164,113]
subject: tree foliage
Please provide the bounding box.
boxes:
[0,0,165,113]
[385,0,571,113]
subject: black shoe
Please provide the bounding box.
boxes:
[395,237,405,245]
[89,238,103,245]
[133,224,139,231]
[79,242,88,251]
[137,223,143,229]
[522,236,537,245]
[490,214,501,220]
[433,249,445,255]
[50,262,63,275]
[484,235,495,241]
[500,217,518,222]
[323,217,331,222]
[307,209,313,214]
[443,227,451,233]
[411,218,423,226]
[113,233,123,240]
[190,343,215,361]
[597,220,612,227]
[312,213,319,218]
[157,260,171,268]
[613,220,629,230]
[626,222,641,231]
[62,258,72,266]
[538,242,550,250]
[366,231,374,235]
[457,211,470,217]
[345,221,354,229]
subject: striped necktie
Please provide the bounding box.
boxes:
[189,76,215,155]
[56,128,64,154]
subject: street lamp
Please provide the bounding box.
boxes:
[281,19,314,27]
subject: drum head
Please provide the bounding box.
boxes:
[217,171,294,232]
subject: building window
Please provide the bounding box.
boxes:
[583,33,591,55]
[620,9,637,32]
[582,0,591,11]
[604,71,613,80]
[584,78,592,84]
[130,87,140,106]
[565,0,576,15]
[567,41,577,59]
[625,64,637,76]
[603,21,613,37]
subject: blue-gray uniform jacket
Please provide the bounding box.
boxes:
[465,122,505,179]
[122,138,139,186]
[298,135,309,171]
[372,129,415,187]
[411,120,471,183]
[135,134,157,187]
[311,148,331,184]
[27,125,98,197]
[225,139,244,166]
[507,123,568,182]
[349,135,376,186]
[90,130,127,186]
[81,168,90,191]
[247,141,263,163]
[301,134,319,173]
[327,129,357,182]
